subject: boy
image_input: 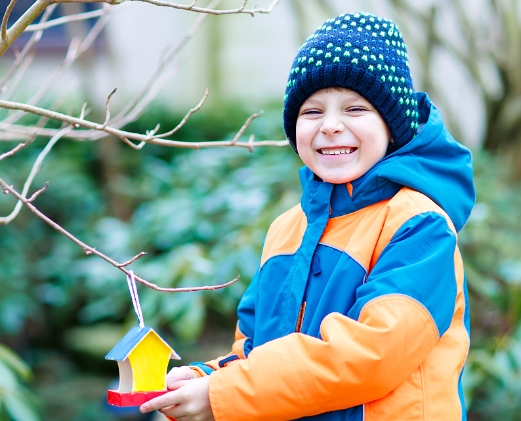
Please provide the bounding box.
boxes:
[141,12,475,421]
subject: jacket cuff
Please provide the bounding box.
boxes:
[189,362,215,376]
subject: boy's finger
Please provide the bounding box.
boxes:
[167,379,190,391]
[167,366,194,377]
[140,390,181,413]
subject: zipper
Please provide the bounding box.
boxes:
[295,301,307,332]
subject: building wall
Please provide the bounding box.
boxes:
[2,0,484,146]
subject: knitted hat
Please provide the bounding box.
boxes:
[283,12,419,153]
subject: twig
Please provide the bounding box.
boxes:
[2,14,110,125]
[139,274,240,293]
[1,0,18,42]
[110,1,216,127]
[247,133,255,152]
[102,88,117,129]
[1,50,36,99]
[0,0,49,56]
[118,135,146,150]
[231,111,263,145]
[25,5,113,32]
[117,252,148,267]
[135,0,279,16]
[78,102,89,122]
[146,124,161,137]
[154,89,209,139]
[0,4,56,96]
[0,126,70,225]
[0,178,239,292]
[74,8,109,56]
[27,181,48,202]
[0,135,35,161]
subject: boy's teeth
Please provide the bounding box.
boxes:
[320,147,355,155]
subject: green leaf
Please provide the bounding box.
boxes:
[0,345,31,381]
[4,393,40,421]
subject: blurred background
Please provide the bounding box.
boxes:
[1,0,521,420]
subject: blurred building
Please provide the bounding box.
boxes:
[1,0,483,146]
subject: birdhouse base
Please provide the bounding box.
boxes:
[107,390,169,407]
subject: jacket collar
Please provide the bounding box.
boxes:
[299,166,401,220]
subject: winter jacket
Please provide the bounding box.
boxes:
[191,92,476,421]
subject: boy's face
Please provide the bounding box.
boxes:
[296,88,391,184]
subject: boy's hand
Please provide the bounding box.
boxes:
[140,376,214,421]
[167,366,200,389]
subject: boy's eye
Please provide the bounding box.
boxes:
[346,106,368,112]
[301,109,322,115]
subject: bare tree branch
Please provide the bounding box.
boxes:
[0,0,119,56]
[0,99,289,149]
[1,0,18,42]
[1,0,279,57]
[135,0,279,16]
[154,89,209,139]
[117,252,148,268]
[25,4,114,32]
[101,88,118,129]
[1,50,36,100]
[2,13,110,125]
[0,0,282,297]
[0,126,71,225]
[0,135,34,161]
[118,136,147,150]
[110,1,215,128]
[1,0,50,56]
[231,111,263,145]
[0,0,285,150]
[78,102,89,122]
[0,4,56,96]
[0,178,239,292]
[26,180,49,202]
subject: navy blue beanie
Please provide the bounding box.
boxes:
[283,12,419,153]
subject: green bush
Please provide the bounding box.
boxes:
[459,151,521,419]
[0,344,41,421]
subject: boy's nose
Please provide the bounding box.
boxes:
[321,115,344,136]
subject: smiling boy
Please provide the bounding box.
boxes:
[296,88,391,184]
[141,12,476,421]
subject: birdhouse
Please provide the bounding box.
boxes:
[105,326,181,406]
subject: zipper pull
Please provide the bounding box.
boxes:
[312,252,322,276]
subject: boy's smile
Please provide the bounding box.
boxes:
[318,147,357,155]
[296,88,391,184]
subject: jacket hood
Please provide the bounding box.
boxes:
[300,92,476,232]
